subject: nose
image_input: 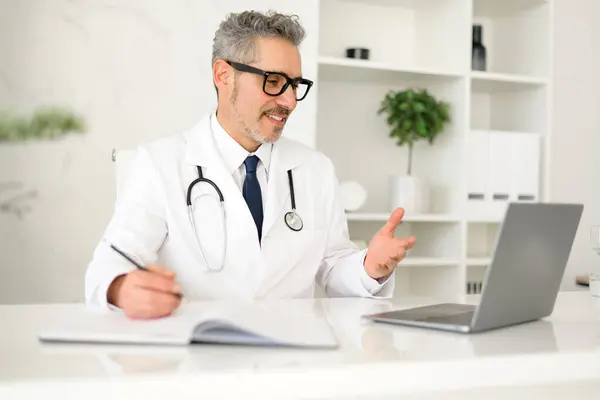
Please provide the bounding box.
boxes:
[277,84,297,110]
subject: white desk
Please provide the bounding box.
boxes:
[1,292,599,399]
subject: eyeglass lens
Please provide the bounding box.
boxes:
[264,73,309,100]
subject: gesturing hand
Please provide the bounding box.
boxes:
[364,208,416,280]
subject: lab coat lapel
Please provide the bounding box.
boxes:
[183,116,241,205]
[182,116,263,277]
[184,116,221,171]
[262,138,301,240]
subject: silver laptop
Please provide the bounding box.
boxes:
[363,202,584,333]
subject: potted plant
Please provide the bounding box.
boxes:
[0,107,86,218]
[377,88,450,214]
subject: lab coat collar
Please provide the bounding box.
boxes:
[184,114,299,172]
[209,113,273,179]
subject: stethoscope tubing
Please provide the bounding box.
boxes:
[187,166,224,205]
[287,169,296,210]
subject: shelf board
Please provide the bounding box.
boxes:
[471,128,541,136]
[318,56,463,83]
[467,257,491,267]
[400,257,460,267]
[346,213,461,223]
[471,71,547,92]
[474,0,549,17]
[466,216,503,223]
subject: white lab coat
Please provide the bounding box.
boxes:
[85,114,394,309]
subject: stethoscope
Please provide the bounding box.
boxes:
[186,164,303,272]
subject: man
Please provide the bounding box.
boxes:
[85,10,415,319]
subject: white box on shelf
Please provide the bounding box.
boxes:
[465,130,541,221]
[489,133,513,203]
[466,131,490,202]
[513,134,541,202]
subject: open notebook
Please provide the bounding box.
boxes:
[38,300,339,349]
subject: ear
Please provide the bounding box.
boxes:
[213,60,231,92]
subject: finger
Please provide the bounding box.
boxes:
[393,237,410,248]
[149,290,181,317]
[393,236,416,250]
[126,299,160,320]
[129,289,180,319]
[379,208,405,236]
[132,270,181,295]
[386,250,405,268]
[393,247,406,260]
[146,264,176,278]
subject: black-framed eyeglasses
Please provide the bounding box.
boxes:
[226,60,313,101]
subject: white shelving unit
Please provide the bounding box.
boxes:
[314,0,553,297]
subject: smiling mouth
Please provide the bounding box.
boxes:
[264,113,287,123]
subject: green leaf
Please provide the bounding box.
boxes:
[413,101,426,113]
[416,118,427,136]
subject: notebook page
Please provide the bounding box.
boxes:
[39,304,207,345]
[190,300,339,348]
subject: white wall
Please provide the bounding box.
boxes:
[0,0,318,304]
[551,0,600,290]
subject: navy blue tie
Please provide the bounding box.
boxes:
[243,155,263,241]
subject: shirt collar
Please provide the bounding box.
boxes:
[210,113,272,176]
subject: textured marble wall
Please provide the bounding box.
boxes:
[0,0,318,303]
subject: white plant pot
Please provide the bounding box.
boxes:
[389,175,429,215]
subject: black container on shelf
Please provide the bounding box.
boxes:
[472,25,486,71]
[346,47,370,60]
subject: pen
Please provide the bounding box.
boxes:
[108,243,147,271]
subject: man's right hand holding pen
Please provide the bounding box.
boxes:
[107,264,183,319]
[106,242,183,319]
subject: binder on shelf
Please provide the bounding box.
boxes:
[513,134,541,202]
[466,131,489,201]
[489,133,514,202]
[466,130,542,221]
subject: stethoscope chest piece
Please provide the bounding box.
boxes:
[285,211,303,232]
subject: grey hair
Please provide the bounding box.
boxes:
[212,10,306,66]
